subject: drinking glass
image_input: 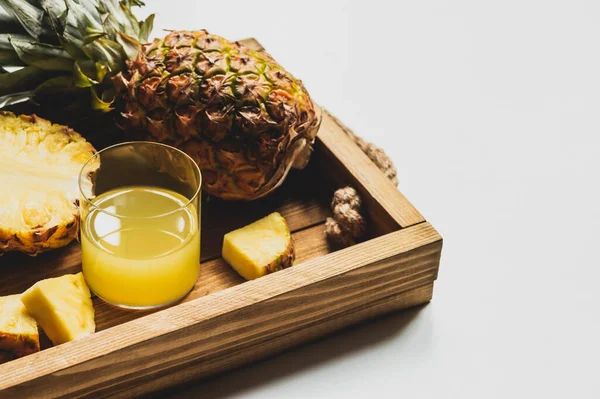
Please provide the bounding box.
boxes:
[78,142,201,309]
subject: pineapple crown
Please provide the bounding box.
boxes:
[0,0,153,112]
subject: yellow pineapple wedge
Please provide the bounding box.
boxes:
[0,294,40,362]
[222,212,295,280]
[0,112,98,255]
[21,273,95,346]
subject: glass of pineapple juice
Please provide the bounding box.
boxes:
[78,142,201,309]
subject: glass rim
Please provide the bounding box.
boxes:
[78,141,202,220]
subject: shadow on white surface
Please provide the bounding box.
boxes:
[149,303,429,398]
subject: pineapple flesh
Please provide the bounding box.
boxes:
[20,273,95,346]
[0,294,40,362]
[223,212,295,280]
[0,112,97,255]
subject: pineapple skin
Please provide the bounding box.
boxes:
[0,112,97,256]
[0,221,78,256]
[20,273,95,346]
[222,212,295,280]
[114,30,321,201]
[0,294,40,362]
[264,241,295,275]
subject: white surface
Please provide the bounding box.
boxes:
[140,1,600,397]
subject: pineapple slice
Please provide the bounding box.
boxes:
[0,294,40,362]
[0,111,98,255]
[21,273,95,346]
[222,212,295,280]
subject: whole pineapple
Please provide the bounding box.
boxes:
[0,1,320,200]
[115,30,319,200]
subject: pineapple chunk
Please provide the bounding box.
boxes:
[222,212,295,280]
[21,273,95,346]
[0,294,40,362]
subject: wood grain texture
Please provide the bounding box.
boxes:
[0,37,442,398]
[0,222,441,398]
[105,283,435,399]
[0,219,331,347]
[93,223,331,331]
[316,111,425,230]
[0,165,332,349]
[0,166,330,298]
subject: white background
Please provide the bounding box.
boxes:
[140,1,600,397]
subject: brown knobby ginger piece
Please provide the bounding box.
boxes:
[332,186,362,210]
[325,217,355,247]
[325,186,367,246]
[323,115,400,247]
[333,203,366,238]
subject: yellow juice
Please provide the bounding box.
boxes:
[81,186,200,308]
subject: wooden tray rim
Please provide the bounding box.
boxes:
[0,222,441,390]
[0,38,441,393]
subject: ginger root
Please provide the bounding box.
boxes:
[325,217,354,247]
[324,113,399,246]
[325,187,367,246]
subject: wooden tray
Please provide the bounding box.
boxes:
[0,39,443,398]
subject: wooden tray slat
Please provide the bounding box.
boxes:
[0,167,331,298]
[0,222,441,397]
[317,111,425,230]
[94,223,331,331]
[0,37,442,397]
[200,162,331,262]
[99,283,435,399]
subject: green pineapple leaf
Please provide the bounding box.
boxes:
[34,75,80,97]
[83,38,125,73]
[0,34,26,65]
[83,28,108,45]
[124,0,146,7]
[0,66,50,96]
[116,32,141,61]
[139,14,155,42]
[0,90,34,108]
[0,0,50,40]
[90,86,113,112]
[73,61,99,88]
[0,0,151,115]
[9,38,73,71]
[0,7,26,35]
[95,61,109,82]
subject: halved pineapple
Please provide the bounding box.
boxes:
[222,212,295,280]
[20,273,95,346]
[0,294,40,362]
[0,112,97,255]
